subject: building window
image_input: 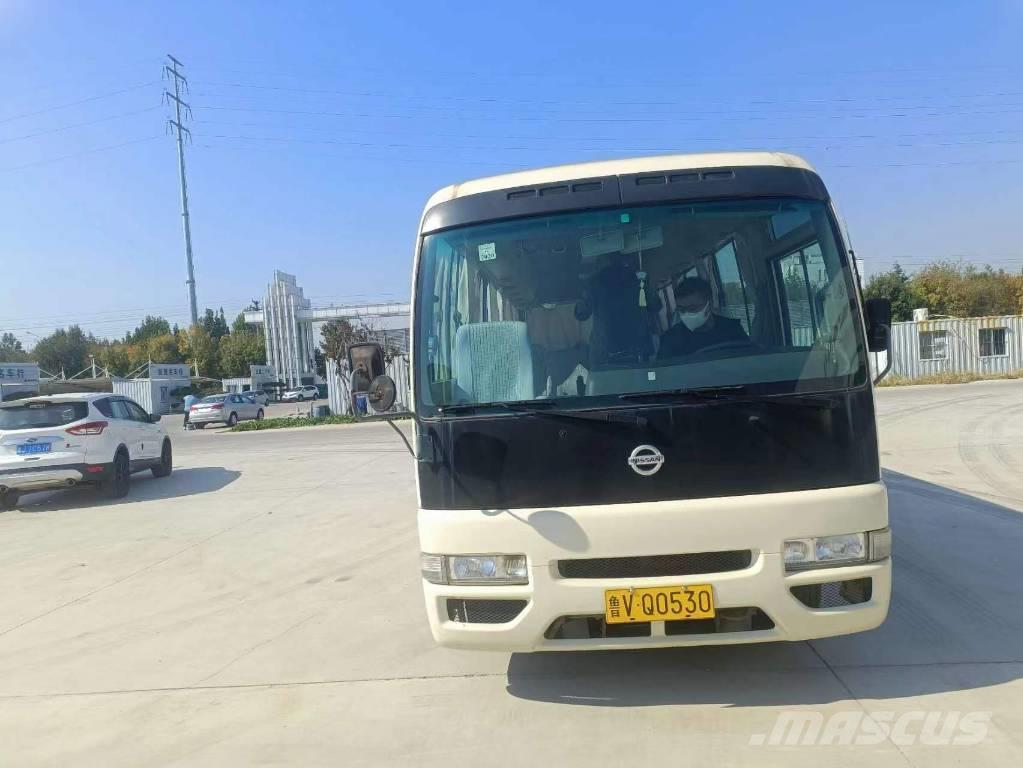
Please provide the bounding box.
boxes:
[919,330,948,361]
[979,327,1007,357]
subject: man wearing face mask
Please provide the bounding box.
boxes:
[657,276,748,359]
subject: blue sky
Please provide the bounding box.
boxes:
[2,0,1022,344]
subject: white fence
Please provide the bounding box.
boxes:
[326,354,411,415]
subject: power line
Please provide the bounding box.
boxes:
[195,102,1023,124]
[0,136,161,174]
[0,106,160,145]
[188,59,1023,88]
[193,119,1023,144]
[0,81,159,126]
[0,292,401,327]
[193,131,1023,155]
[3,293,406,334]
[191,79,1023,110]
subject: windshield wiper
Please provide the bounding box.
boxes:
[619,385,838,408]
[618,385,749,402]
[436,399,640,423]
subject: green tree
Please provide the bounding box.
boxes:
[320,318,372,375]
[93,342,131,376]
[201,308,231,340]
[0,333,30,362]
[232,311,259,334]
[145,333,183,364]
[180,325,220,379]
[125,316,172,345]
[218,331,266,377]
[863,263,924,322]
[909,262,1019,318]
[31,326,95,376]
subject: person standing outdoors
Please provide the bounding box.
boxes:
[182,391,198,430]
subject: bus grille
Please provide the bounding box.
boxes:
[557,550,753,579]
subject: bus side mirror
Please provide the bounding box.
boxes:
[348,342,385,393]
[864,298,891,352]
[368,375,397,413]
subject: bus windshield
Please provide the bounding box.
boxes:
[415,198,866,415]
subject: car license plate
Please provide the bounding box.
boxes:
[17,442,51,456]
[604,584,715,624]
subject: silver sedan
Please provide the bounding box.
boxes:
[188,394,265,428]
[244,391,270,406]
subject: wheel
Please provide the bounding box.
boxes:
[297,395,305,402]
[226,412,239,427]
[152,440,173,478]
[194,423,206,430]
[256,409,264,421]
[0,491,20,511]
[101,451,130,499]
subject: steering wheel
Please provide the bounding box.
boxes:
[690,339,758,356]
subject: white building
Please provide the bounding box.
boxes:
[244,271,410,389]
[259,271,318,388]
[111,363,192,415]
[0,363,40,401]
[223,364,277,395]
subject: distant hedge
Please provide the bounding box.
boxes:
[229,414,358,431]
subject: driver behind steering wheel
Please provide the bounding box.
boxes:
[657,276,749,359]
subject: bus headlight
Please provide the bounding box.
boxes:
[783,528,890,571]
[420,554,529,585]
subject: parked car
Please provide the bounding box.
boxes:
[282,385,319,402]
[0,393,172,510]
[188,394,264,428]
[243,390,270,407]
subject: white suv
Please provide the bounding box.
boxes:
[282,385,319,402]
[0,393,172,510]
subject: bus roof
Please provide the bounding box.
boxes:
[423,151,816,211]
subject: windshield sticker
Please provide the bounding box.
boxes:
[478,242,497,262]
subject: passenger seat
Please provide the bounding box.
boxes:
[454,322,535,403]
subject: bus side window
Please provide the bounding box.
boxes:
[712,240,755,335]
[776,250,816,347]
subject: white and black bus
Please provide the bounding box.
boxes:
[400,152,891,651]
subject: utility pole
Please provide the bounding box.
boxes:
[163,54,199,327]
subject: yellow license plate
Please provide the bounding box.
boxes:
[604,584,715,624]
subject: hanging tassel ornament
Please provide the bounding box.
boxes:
[636,221,647,307]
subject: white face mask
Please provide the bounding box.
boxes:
[679,302,711,331]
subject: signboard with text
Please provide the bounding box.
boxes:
[0,363,40,383]
[148,363,191,380]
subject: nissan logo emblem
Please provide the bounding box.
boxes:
[628,444,664,476]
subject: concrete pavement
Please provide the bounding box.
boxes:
[1,381,1022,766]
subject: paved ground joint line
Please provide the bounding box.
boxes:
[0,658,1019,702]
[807,640,915,767]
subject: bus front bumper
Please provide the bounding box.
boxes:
[418,482,891,652]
